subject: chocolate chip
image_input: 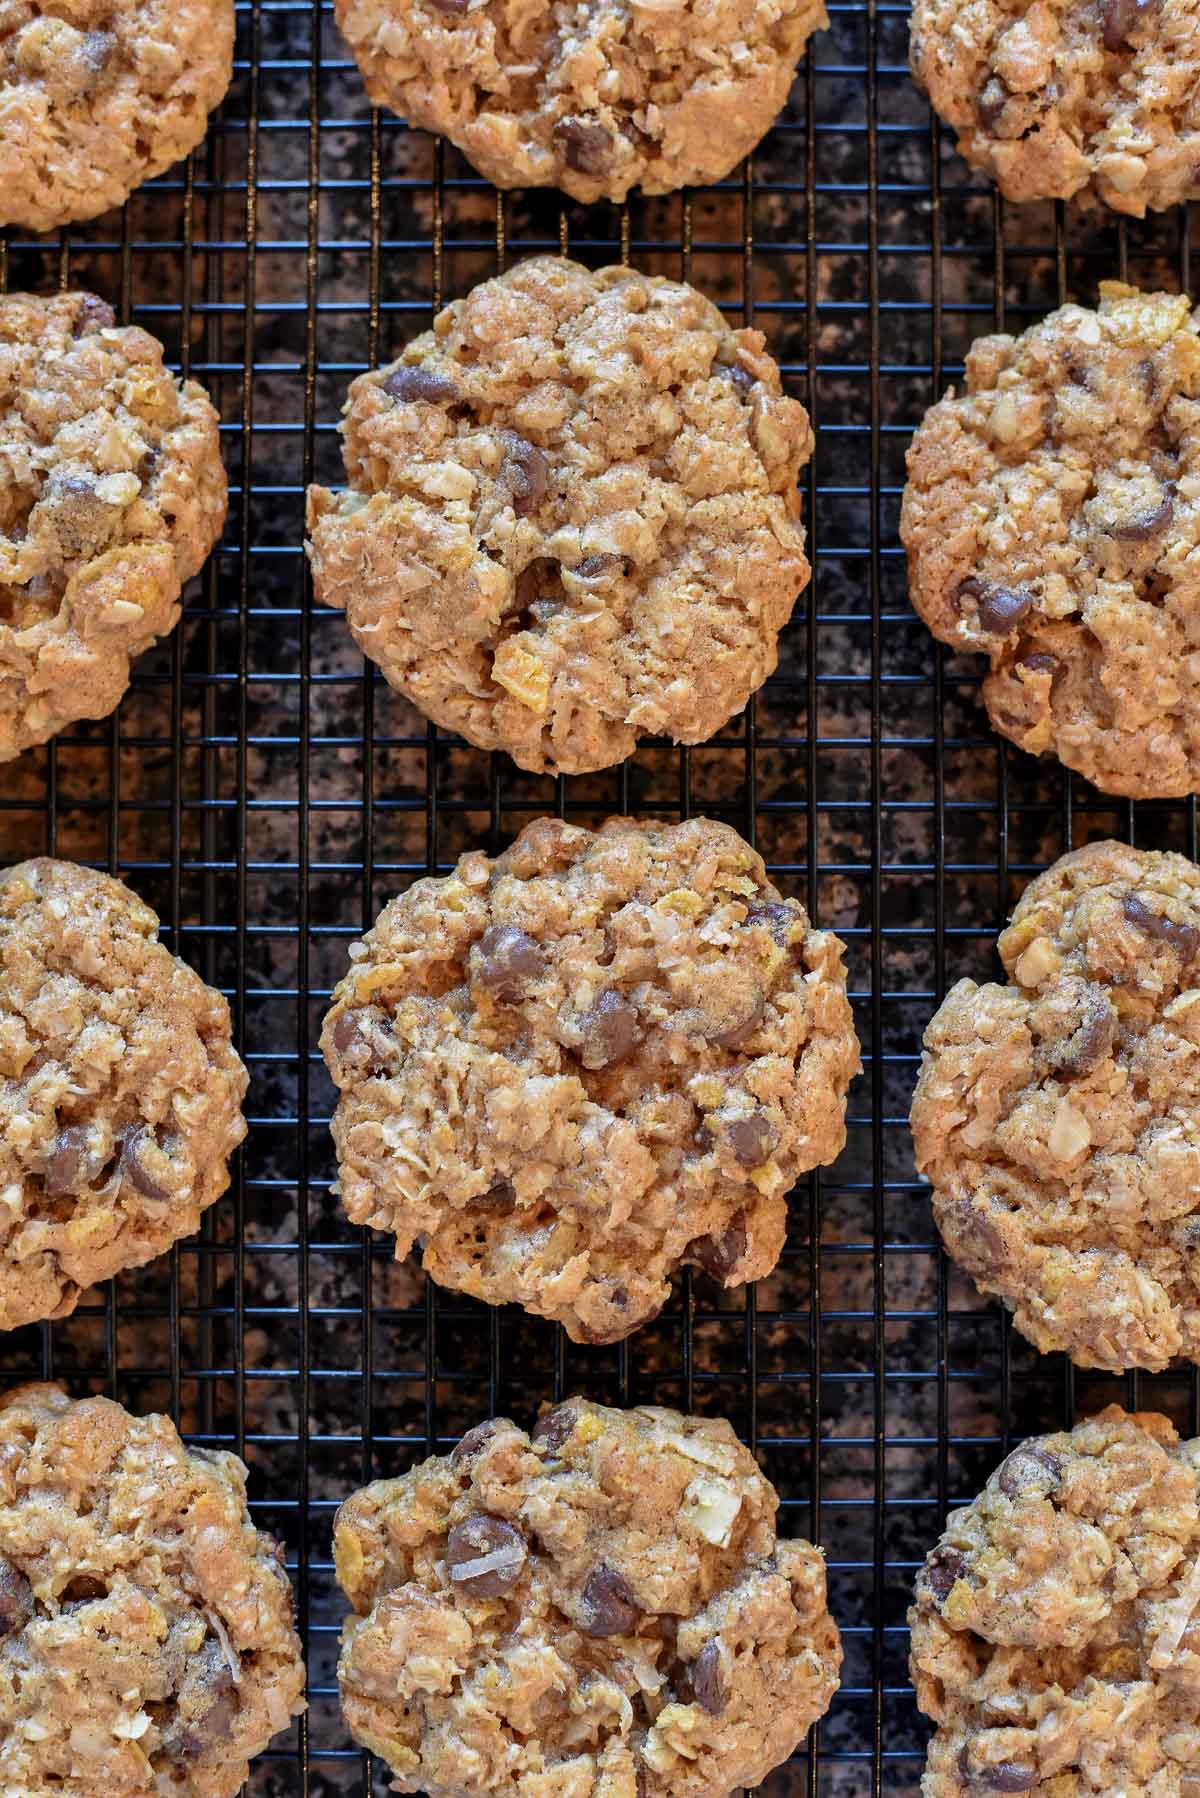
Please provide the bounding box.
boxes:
[691,1640,727,1715]
[164,1649,238,1763]
[331,1010,365,1057]
[921,1545,967,1603]
[726,362,756,393]
[1123,892,1200,960]
[579,989,639,1069]
[477,1178,517,1216]
[553,116,613,175]
[429,0,470,13]
[580,1564,641,1637]
[726,1111,779,1168]
[715,990,765,1048]
[0,1556,32,1637]
[1049,987,1117,1078]
[450,1421,499,1466]
[474,923,545,1002]
[73,294,115,335]
[1018,650,1057,675]
[383,364,460,405]
[532,1405,576,1452]
[119,1127,170,1201]
[499,434,550,517]
[744,900,801,950]
[957,578,1035,635]
[44,1124,96,1197]
[941,1200,1007,1278]
[1109,493,1174,541]
[445,1514,527,1597]
[977,75,1014,131]
[684,1211,747,1282]
[575,553,622,579]
[997,1444,1062,1498]
[1102,0,1153,50]
[978,1763,1039,1793]
[60,1574,107,1607]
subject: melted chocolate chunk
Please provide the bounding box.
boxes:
[684,1211,747,1281]
[691,1640,727,1715]
[532,1405,576,1453]
[383,364,460,405]
[957,577,1035,635]
[921,1545,968,1603]
[445,1514,527,1598]
[996,1443,1061,1498]
[580,1564,641,1637]
[553,117,613,175]
[726,1111,779,1168]
[578,989,639,1069]
[499,435,550,517]
[474,923,546,1001]
[1123,891,1200,960]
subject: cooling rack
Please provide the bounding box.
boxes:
[1,2,1198,1792]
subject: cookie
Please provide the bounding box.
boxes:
[0,1381,306,1795]
[910,0,1200,216]
[333,0,826,205]
[334,1396,841,1796]
[910,1405,1200,1796]
[306,254,812,776]
[910,838,1200,1373]
[0,1,235,231]
[321,814,859,1344]
[0,290,227,762]
[901,282,1200,798]
[0,857,248,1332]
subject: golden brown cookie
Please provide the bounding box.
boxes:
[911,1406,1200,1796]
[335,1397,842,1796]
[0,858,248,1331]
[333,0,827,204]
[306,255,812,776]
[911,839,1200,1372]
[0,1,235,230]
[0,1382,306,1795]
[0,290,227,761]
[901,283,1200,798]
[321,815,859,1343]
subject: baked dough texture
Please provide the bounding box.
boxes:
[910,1406,1200,1796]
[901,283,1200,798]
[0,0,235,231]
[0,1381,306,1796]
[0,290,227,762]
[306,255,812,777]
[334,1397,842,1796]
[911,839,1200,1373]
[910,0,1200,216]
[321,814,859,1344]
[333,0,827,204]
[0,857,248,1331]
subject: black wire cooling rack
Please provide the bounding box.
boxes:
[2,3,1200,1792]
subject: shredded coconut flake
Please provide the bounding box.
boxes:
[1150,1553,1200,1670]
[448,1545,526,1583]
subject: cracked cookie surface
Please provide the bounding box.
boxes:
[0,857,248,1331]
[321,814,859,1343]
[901,283,1200,798]
[910,1406,1200,1797]
[0,1381,306,1796]
[911,839,1200,1372]
[910,0,1200,216]
[306,255,812,777]
[0,290,227,761]
[0,0,235,230]
[333,0,826,204]
[335,1396,841,1797]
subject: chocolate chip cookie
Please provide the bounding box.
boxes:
[911,1405,1200,1796]
[335,1397,841,1796]
[0,1,235,230]
[306,255,812,776]
[321,814,859,1344]
[333,0,827,205]
[0,857,248,1331]
[0,1381,306,1795]
[911,838,1200,1372]
[901,283,1200,798]
[910,0,1200,216]
[0,290,227,761]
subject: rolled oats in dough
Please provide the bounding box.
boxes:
[911,1406,1200,1796]
[0,289,227,762]
[0,857,248,1332]
[306,254,813,777]
[321,814,859,1344]
[333,0,827,204]
[911,838,1200,1373]
[901,283,1200,798]
[0,1381,306,1796]
[0,0,236,231]
[335,1396,842,1796]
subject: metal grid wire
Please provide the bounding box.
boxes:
[1,3,1199,1791]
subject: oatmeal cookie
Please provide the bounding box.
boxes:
[306,254,812,777]
[910,0,1200,216]
[0,290,227,761]
[910,838,1200,1372]
[321,814,859,1344]
[901,283,1200,798]
[333,0,826,205]
[0,1,235,231]
[0,857,248,1331]
[910,1406,1200,1796]
[334,1397,841,1796]
[0,1382,306,1795]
